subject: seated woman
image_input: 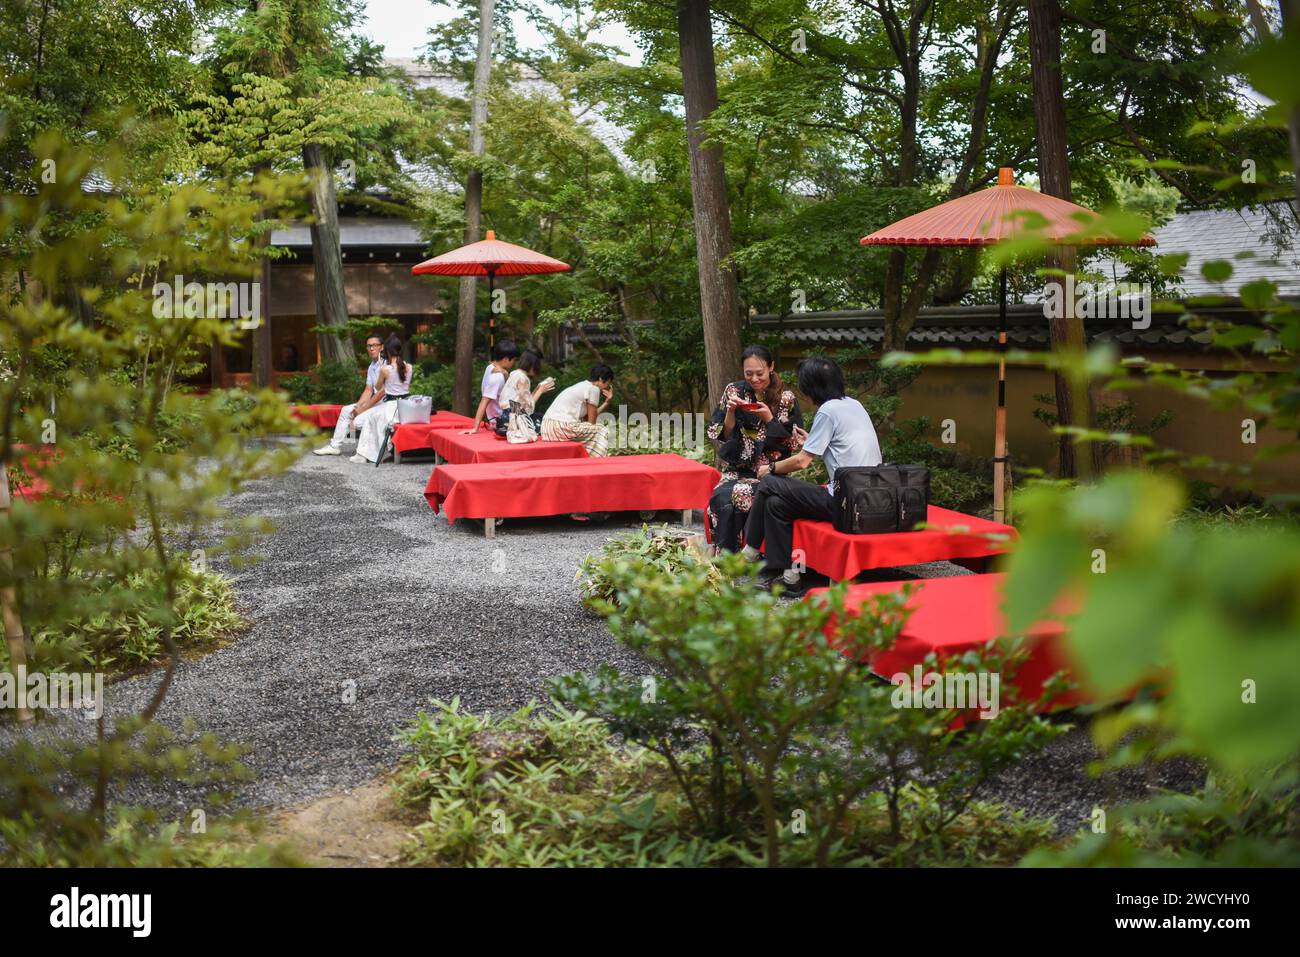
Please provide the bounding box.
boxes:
[502,350,555,444]
[742,355,883,597]
[706,344,803,552]
[351,335,413,464]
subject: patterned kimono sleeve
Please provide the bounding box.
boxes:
[769,392,804,459]
[707,383,746,465]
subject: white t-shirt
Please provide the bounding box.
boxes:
[481,363,507,419]
[801,397,882,494]
[543,380,601,424]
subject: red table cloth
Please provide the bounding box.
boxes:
[392,412,475,454]
[792,506,1016,580]
[289,403,344,428]
[809,573,1085,710]
[428,428,588,466]
[424,454,721,521]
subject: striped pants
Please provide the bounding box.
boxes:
[541,418,609,457]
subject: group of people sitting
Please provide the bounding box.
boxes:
[311,333,878,596]
[465,339,616,458]
[313,333,414,463]
[706,347,882,598]
[313,333,618,465]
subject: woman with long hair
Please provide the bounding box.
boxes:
[502,349,555,443]
[351,334,414,464]
[705,344,803,551]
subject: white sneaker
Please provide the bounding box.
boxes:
[349,454,367,464]
[313,445,341,456]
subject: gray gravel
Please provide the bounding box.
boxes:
[5,442,1200,835]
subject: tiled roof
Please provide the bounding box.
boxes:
[751,305,1239,351]
[1147,204,1300,298]
[271,216,424,248]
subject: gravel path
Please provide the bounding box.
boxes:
[6,444,1201,834]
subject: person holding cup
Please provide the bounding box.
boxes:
[502,349,554,443]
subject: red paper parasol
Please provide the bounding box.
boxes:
[412,230,570,346]
[860,168,1154,521]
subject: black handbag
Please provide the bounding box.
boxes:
[831,464,930,534]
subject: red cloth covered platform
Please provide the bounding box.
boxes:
[290,404,344,428]
[809,573,1086,710]
[391,412,476,460]
[793,506,1016,579]
[424,453,721,535]
[428,428,588,465]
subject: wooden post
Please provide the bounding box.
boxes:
[484,518,496,540]
[993,265,1008,525]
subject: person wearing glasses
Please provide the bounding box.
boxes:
[314,335,386,456]
[351,335,415,464]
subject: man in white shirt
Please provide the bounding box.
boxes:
[742,356,882,597]
[313,336,385,455]
[540,363,615,456]
[465,340,520,433]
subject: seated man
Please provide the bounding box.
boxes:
[465,339,520,434]
[741,355,882,597]
[313,335,385,456]
[540,363,614,457]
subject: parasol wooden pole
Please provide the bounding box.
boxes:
[993,265,1008,524]
[487,268,496,350]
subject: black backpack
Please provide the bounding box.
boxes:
[831,464,930,534]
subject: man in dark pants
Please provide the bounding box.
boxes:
[742,356,882,597]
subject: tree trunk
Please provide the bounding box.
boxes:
[0,470,33,725]
[303,143,352,366]
[678,0,742,406]
[454,0,496,416]
[1028,0,1096,479]
[1282,0,1300,212]
[253,204,274,388]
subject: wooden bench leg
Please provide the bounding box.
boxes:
[485,518,496,540]
[394,449,402,464]
[681,508,693,528]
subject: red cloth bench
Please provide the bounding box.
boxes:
[809,573,1086,710]
[428,428,589,466]
[291,404,344,428]
[424,453,721,538]
[390,412,475,462]
[792,506,1017,579]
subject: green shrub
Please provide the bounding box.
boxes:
[415,360,455,409]
[392,697,1055,868]
[281,360,365,406]
[554,552,1066,866]
[393,699,739,867]
[576,525,724,607]
[0,724,301,867]
[1005,473,1300,866]
[14,568,245,673]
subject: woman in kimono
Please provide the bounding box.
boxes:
[706,344,803,552]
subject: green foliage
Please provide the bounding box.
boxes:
[1,129,303,863]
[575,525,724,607]
[394,697,1054,868]
[281,360,366,405]
[15,568,245,674]
[554,552,1065,866]
[415,360,455,410]
[0,719,300,867]
[1006,473,1300,866]
[394,698,739,867]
